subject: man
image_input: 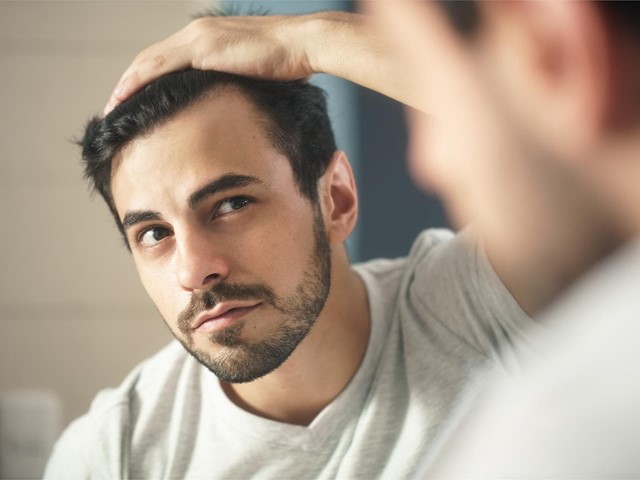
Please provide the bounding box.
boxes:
[45,67,530,477]
[101,1,640,476]
[102,1,640,476]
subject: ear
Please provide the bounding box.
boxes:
[317,151,358,244]
[479,0,612,160]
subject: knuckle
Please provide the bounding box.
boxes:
[134,45,152,60]
[188,17,208,34]
[152,53,167,68]
[132,49,150,66]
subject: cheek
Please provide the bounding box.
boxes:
[250,218,315,284]
[134,257,183,324]
[128,203,320,320]
[228,203,320,295]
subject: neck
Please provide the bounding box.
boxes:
[221,246,370,426]
[486,150,624,316]
[495,126,640,316]
[591,129,640,238]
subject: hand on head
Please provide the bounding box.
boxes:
[104,15,314,114]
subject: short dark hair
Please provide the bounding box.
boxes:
[80,69,337,243]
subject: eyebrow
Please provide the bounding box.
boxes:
[120,174,262,232]
[122,210,163,231]
[188,174,262,209]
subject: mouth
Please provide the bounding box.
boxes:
[191,301,262,333]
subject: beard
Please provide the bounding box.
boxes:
[173,207,331,383]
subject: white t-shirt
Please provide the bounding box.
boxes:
[45,229,531,479]
[424,237,640,478]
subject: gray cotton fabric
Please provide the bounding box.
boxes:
[44,229,532,479]
[425,236,640,478]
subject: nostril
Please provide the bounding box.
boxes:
[203,273,220,285]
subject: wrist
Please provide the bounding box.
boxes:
[297,11,361,75]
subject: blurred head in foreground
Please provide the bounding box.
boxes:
[368,1,640,306]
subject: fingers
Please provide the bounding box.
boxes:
[103,23,194,114]
[104,46,190,114]
[102,14,316,115]
[105,46,191,114]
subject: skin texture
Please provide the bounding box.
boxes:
[111,89,369,425]
[171,205,331,384]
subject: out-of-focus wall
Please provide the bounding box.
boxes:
[0,2,210,477]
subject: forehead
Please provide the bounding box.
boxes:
[110,90,295,216]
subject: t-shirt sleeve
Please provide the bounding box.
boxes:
[43,416,98,480]
[407,228,535,364]
[43,393,128,480]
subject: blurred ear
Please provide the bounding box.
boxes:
[479,0,611,160]
[318,151,358,244]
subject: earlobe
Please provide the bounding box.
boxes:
[319,151,358,244]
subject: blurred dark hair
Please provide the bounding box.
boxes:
[80,70,337,242]
[437,1,479,38]
[598,1,640,40]
[438,1,640,41]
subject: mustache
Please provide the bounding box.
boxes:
[177,281,276,335]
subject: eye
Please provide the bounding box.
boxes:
[216,196,252,216]
[138,227,171,247]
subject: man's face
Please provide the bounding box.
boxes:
[111,90,331,383]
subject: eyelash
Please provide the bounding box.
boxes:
[133,195,255,247]
[214,195,254,218]
[134,226,171,247]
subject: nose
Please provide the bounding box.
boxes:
[176,230,230,291]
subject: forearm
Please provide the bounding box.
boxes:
[302,12,421,111]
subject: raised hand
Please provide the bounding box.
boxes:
[104,14,314,114]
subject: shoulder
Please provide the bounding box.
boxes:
[408,228,482,296]
[412,228,532,361]
[89,341,192,417]
[398,228,518,312]
[45,341,197,478]
[352,229,469,341]
[355,228,454,279]
[353,228,463,303]
[358,228,532,361]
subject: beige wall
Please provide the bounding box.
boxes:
[0,0,212,437]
